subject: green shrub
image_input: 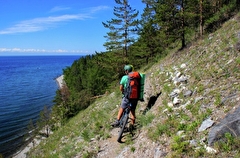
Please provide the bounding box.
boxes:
[170,135,190,153]
[130,146,136,152]
[148,122,171,141]
[215,132,240,152]
[139,113,155,126]
[214,93,222,106]
[81,130,91,142]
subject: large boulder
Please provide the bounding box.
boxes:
[208,105,240,146]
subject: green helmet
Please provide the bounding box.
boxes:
[124,65,133,72]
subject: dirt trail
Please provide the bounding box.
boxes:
[97,126,143,158]
[96,72,155,158]
[97,128,122,157]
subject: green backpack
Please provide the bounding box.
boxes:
[139,73,145,101]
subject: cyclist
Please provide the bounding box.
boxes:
[111,65,138,129]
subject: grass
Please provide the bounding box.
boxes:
[28,92,119,157]
[170,135,190,153]
[214,133,240,153]
[138,112,155,126]
[130,146,136,152]
[27,13,240,158]
[143,14,239,156]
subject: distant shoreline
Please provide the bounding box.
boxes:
[56,75,64,89]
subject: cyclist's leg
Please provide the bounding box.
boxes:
[117,107,124,120]
[130,110,136,125]
[112,97,128,126]
[129,99,138,125]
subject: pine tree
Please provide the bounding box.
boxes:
[176,0,186,49]
[175,0,201,47]
[137,0,163,62]
[199,0,203,36]
[38,106,51,137]
[155,0,180,47]
[237,0,240,10]
[102,0,139,57]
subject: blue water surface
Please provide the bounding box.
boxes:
[0,55,81,157]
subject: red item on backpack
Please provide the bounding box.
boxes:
[125,71,141,99]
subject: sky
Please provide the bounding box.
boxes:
[0,0,145,56]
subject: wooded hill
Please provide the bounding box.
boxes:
[51,0,240,126]
[28,12,240,158]
[26,1,240,158]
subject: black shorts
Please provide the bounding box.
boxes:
[121,97,138,110]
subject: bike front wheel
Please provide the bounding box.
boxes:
[117,114,128,143]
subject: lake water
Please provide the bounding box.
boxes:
[0,55,81,157]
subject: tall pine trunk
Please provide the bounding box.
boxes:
[199,0,203,37]
[237,0,240,10]
[180,0,186,49]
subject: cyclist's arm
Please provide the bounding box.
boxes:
[120,85,124,93]
[120,75,128,93]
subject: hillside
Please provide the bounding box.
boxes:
[27,13,240,158]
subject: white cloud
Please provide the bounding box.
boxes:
[0,14,91,34]
[0,5,109,35]
[49,6,71,13]
[89,5,110,13]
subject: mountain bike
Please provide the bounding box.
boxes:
[117,104,133,143]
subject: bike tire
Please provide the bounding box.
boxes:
[117,114,128,143]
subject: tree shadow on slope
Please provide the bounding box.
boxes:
[142,92,161,115]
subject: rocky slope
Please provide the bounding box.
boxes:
[81,13,240,158]
[28,14,240,158]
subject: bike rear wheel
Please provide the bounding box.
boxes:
[117,114,128,143]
